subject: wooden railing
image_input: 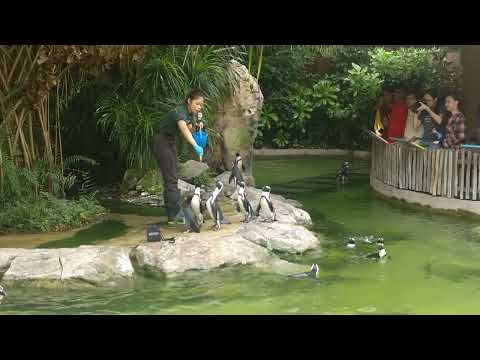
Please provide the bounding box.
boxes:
[371,138,480,200]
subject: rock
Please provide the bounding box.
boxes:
[0,249,27,276]
[1,247,134,286]
[59,246,134,285]
[3,249,63,281]
[212,60,263,184]
[136,169,163,195]
[254,258,310,276]
[178,160,210,181]
[120,168,146,194]
[178,179,195,197]
[236,222,319,254]
[131,233,273,277]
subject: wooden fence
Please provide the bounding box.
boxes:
[371,138,480,200]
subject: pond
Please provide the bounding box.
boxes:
[2,156,480,314]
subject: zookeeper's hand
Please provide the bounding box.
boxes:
[193,143,204,158]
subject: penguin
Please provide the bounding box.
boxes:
[229,153,245,188]
[181,197,201,233]
[346,237,356,249]
[0,284,6,303]
[190,187,204,225]
[206,181,224,231]
[256,185,276,222]
[366,240,388,261]
[288,264,320,279]
[336,161,350,184]
[236,181,255,223]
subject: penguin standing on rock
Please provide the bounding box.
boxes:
[207,181,225,231]
[190,187,204,225]
[0,284,6,303]
[229,153,245,193]
[236,181,255,223]
[256,185,276,222]
[181,197,201,233]
[288,264,319,279]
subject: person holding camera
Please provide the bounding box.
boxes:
[414,90,444,148]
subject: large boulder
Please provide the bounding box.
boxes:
[0,249,27,277]
[178,160,210,181]
[131,233,273,277]
[212,60,263,185]
[1,247,134,286]
[236,222,320,254]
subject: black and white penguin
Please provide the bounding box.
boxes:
[190,187,204,225]
[366,240,387,260]
[229,153,245,188]
[336,161,351,184]
[236,181,255,223]
[0,284,6,303]
[206,181,224,231]
[256,185,276,222]
[346,237,356,249]
[288,264,320,279]
[181,198,201,233]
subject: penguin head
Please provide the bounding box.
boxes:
[239,181,246,189]
[347,239,356,248]
[215,181,223,190]
[262,185,272,193]
[194,187,201,196]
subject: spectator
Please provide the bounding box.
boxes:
[373,89,393,137]
[403,92,424,140]
[386,88,408,141]
[414,90,444,148]
[442,94,466,150]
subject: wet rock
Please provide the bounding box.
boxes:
[178,160,210,181]
[131,233,273,277]
[1,247,134,286]
[0,249,27,277]
[236,222,319,254]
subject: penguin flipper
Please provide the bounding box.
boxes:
[229,171,235,184]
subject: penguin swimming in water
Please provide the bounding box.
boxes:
[0,284,6,303]
[206,181,224,231]
[366,240,388,261]
[336,161,351,184]
[346,237,356,249]
[236,181,255,223]
[256,185,276,222]
[288,264,319,279]
[229,153,245,189]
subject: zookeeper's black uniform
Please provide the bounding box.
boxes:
[152,104,195,220]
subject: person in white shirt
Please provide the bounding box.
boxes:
[404,92,424,141]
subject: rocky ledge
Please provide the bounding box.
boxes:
[0,184,320,288]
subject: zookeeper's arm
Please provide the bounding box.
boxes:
[178,120,197,146]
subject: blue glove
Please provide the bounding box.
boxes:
[193,143,204,158]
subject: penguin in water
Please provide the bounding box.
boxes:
[288,264,320,279]
[0,284,6,303]
[366,240,388,261]
[229,153,246,187]
[346,237,356,249]
[236,181,255,223]
[336,161,351,184]
[256,185,276,222]
[207,181,225,231]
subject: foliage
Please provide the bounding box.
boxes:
[96,45,242,171]
[0,193,106,233]
[190,170,215,188]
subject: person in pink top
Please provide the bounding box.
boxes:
[386,88,408,141]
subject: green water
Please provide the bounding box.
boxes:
[2,156,480,314]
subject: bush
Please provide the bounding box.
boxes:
[190,170,215,188]
[0,193,106,233]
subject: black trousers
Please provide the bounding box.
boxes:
[152,133,181,220]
